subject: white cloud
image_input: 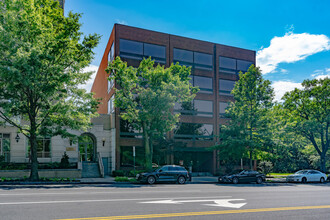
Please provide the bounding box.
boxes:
[78,65,99,92]
[311,68,330,80]
[257,32,330,74]
[279,68,289,74]
[272,67,329,102]
[272,81,303,102]
[115,19,128,25]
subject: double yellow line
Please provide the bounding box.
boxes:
[59,205,330,220]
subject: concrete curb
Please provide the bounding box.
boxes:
[0,178,327,186]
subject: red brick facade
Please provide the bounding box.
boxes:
[91,24,255,174]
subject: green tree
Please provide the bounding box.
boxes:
[107,57,197,171]
[215,65,274,169]
[266,104,311,172]
[0,0,100,180]
[282,78,329,172]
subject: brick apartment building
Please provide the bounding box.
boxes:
[91,24,255,174]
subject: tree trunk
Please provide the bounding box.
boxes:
[249,150,253,170]
[320,152,326,173]
[142,122,152,171]
[149,137,153,166]
[29,132,39,181]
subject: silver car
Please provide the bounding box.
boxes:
[286,170,327,183]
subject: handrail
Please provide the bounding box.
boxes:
[97,152,104,178]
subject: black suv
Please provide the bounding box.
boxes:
[136,165,190,184]
[218,170,266,184]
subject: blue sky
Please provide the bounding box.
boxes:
[67,0,330,100]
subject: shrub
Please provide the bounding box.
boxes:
[258,161,273,176]
[128,170,146,177]
[60,152,70,168]
[115,177,130,182]
[112,170,125,177]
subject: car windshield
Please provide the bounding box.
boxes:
[295,170,308,174]
[225,169,244,175]
[155,166,168,172]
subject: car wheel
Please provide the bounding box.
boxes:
[147,176,156,185]
[256,177,263,184]
[178,176,186,184]
[232,177,239,184]
[218,177,222,183]
[301,177,307,183]
[320,177,325,183]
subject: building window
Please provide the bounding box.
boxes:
[219,101,230,117]
[191,75,213,94]
[173,48,193,64]
[174,123,214,140]
[143,43,166,63]
[108,77,114,93]
[119,39,143,60]
[0,133,10,162]
[27,138,51,158]
[219,79,235,96]
[108,42,115,63]
[119,39,166,63]
[120,120,142,138]
[237,60,253,72]
[173,48,213,70]
[174,100,213,117]
[108,96,115,114]
[219,56,253,75]
[219,56,236,69]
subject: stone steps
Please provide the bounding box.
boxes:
[82,162,101,178]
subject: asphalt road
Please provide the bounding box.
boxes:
[0,182,329,220]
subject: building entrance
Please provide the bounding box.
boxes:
[79,133,96,162]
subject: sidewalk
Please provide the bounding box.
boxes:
[77,176,219,184]
[78,176,286,184]
[0,176,287,185]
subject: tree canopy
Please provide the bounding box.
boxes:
[215,65,274,169]
[0,0,100,180]
[282,77,329,172]
[107,57,197,170]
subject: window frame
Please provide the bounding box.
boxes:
[0,133,10,162]
[108,95,115,114]
[26,138,51,158]
[219,79,236,96]
[174,123,214,141]
[174,100,213,118]
[173,48,213,71]
[219,101,230,117]
[191,75,213,94]
[219,56,254,75]
[119,119,143,139]
[119,39,166,64]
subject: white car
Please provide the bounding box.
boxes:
[286,170,327,183]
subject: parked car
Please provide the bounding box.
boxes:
[218,170,265,184]
[136,165,190,184]
[286,170,327,183]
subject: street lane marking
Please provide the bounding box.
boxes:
[0,190,201,196]
[57,205,330,220]
[0,196,231,205]
[141,199,246,208]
